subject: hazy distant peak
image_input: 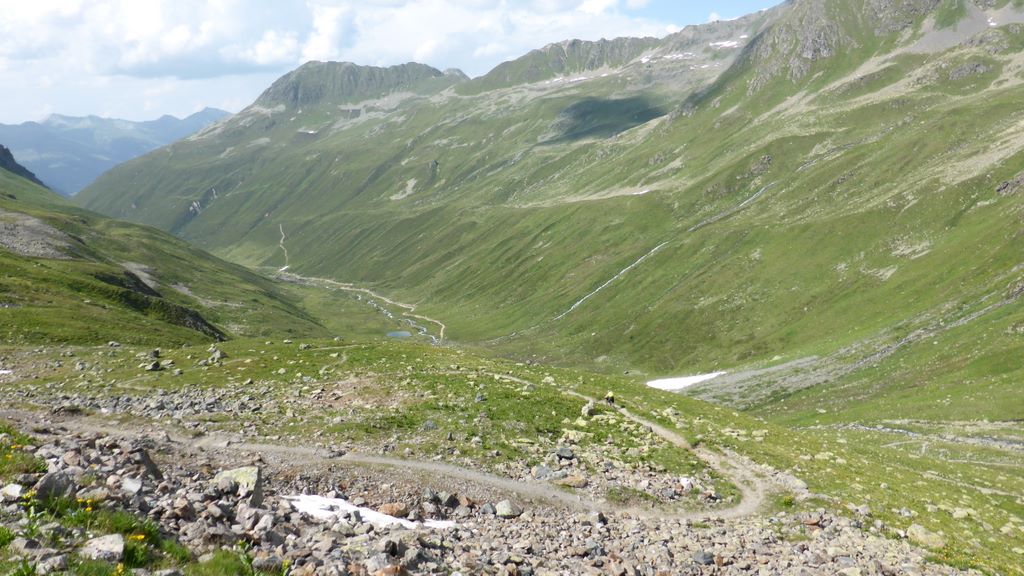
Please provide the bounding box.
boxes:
[0,109,230,195]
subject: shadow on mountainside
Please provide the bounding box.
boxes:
[542,96,667,144]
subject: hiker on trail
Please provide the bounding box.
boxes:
[604,390,615,405]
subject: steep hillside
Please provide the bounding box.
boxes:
[0,145,46,188]
[79,0,1024,422]
[0,166,326,346]
[0,108,229,195]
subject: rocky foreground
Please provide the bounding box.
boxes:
[0,412,977,576]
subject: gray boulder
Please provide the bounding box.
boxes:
[212,466,263,506]
[80,534,125,562]
[495,500,522,518]
[907,523,946,549]
[33,471,75,501]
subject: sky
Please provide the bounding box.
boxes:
[0,0,777,124]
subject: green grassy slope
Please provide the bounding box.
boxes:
[0,168,330,345]
[78,0,1024,423]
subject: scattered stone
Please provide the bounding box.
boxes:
[907,524,946,549]
[378,502,409,517]
[33,471,74,501]
[693,550,715,566]
[252,555,285,572]
[495,500,523,518]
[9,537,40,556]
[1,482,24,502]
[121,477,144,497]
[80,534,125,562]
[554,475,588,489]
[36,554,69,574]
[0,371,992,576]
[213,466,263,506]
[997,171,1024,196]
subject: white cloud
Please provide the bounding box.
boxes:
[708,12,722,22]
[232,30,301,65]
[302,4,353,62]
[0,0,689,123]
[577,0,618,15]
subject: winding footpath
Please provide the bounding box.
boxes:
[1,385,787,522]
[276,271,447,342]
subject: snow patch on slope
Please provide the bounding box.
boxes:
[288,495,456,530]
[647,373,727,391]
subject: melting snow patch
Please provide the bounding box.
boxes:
[287,495,456,530]
[0,370,11,375]
[988,18,998,27]
[647,372,726,391]
[709,40,740,49]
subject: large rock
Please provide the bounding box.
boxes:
[212,466,263,506]
[1,483,24,502]
[9,537,40,556]
[121,477,143,497]
[554,475,588,489]
[495,500,522,519]
[80,534,125,562]
[378,502,409,517]
[33,471,75,501]
[555,446,575,460]
[907,524,946,549]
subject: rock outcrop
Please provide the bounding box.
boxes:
[0,144,46,188]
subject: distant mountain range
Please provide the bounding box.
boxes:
[0,108,229,195]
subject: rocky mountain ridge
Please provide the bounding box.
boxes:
[254,62,462,110]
